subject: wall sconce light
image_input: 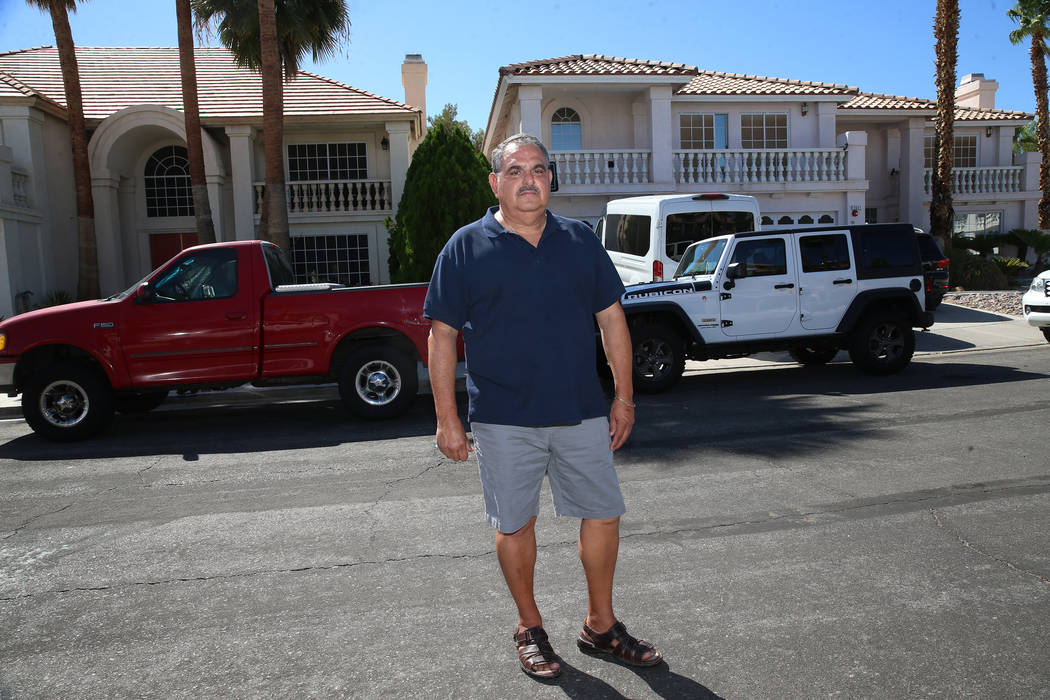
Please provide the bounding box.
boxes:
[801,102,809,116]
[381,136,390,151]
[985,126,993,138]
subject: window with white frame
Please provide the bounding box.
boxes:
[551,108,582,150]
[287,143,367,181]
[953,211,1001,237]
[145,145,193,217]
[680,114,728,149]
[741,113,787,149]
[923,135,977,169]
[290,233,370,287]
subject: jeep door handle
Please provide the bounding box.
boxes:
[774,283,795,289]
[833,278,854,285]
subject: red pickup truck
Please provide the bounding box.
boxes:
[0,240,440,441]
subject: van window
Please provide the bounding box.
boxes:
[799,234,851,272]
[853,225,920,279]
[604,214,651,255]
[665,211,756,261]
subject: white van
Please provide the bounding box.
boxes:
[596,193,761,285]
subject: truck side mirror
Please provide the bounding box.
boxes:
[726,261,746,279]
[134,283,158,305]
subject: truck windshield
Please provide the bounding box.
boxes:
[674,239,727,278]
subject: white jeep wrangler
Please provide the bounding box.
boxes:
[619,223,935,392]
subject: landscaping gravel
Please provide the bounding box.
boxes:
[942,290,1024,317]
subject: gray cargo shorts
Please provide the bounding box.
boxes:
[470,417,627,534]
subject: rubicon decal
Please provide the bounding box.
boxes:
[623,280,711,300]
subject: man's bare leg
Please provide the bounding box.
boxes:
[497,516,560,674]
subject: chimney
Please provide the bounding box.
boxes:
[402,54,428,135]
[955,73,998,110]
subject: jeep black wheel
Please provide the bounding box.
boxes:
[788,346,839,366]
[630,323,685,393]
[338,343,418,419]
[847,313,915,375]
[114,390,168,414]
[22,363,115,441]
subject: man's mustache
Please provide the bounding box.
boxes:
[517,185,540,195]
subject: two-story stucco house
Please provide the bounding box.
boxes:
[0,46,429,318]
[483,54,1037,243]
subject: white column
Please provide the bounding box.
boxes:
[817,102,837,148]
[517,85,543,139]
[386,121,412,212]
[225,126,256,240]
[839,132,868,225]
[91,169,124,295]
[649,86,673,185]
[632,101,649,149]
[1021,151,1041,229]
[206,174,226,241]
[900,119,927,229]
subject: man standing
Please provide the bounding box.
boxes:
[424,133,662,679]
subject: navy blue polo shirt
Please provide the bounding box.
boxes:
[424,206,625,427]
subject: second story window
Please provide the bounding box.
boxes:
[924,135,978,169]
[741,113,787,149]
[680,114,728,149]
[551,107,582,150]
[287,142,367,181]
[145,145,193,217]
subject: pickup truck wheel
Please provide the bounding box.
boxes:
[630,323,685,393]
[788,346,839,366]
[22,364,115,441]
[847,313,915,375]
[114,390,168,414]
[339,344,418,419]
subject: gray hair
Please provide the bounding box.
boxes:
[490,133,550,174]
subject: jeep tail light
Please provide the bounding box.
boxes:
[653,260,664,281]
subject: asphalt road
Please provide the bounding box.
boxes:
[1,346,1049,699]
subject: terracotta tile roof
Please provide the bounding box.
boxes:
[678,71,856,96]
[841,91,1032,120]
[501,54,697,77]
[0,46,416,121]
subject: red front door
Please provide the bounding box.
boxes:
[149,232,199,270]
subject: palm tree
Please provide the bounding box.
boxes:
[930,0,960,253]
[27,0,98,299]
[192,0,351,252]
[1014,118,1040,154]
[1009,0,1050,229]
[176,0,215,244]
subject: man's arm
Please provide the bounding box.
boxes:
[595,301,634,451]
[428,320,471,461]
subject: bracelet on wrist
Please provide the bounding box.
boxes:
[614,395,635,408]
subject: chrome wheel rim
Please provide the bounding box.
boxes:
[39,379,90,428]
[355,360,402,406]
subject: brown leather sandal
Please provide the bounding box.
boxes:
[514,626,562,679]
[577,620,663,667]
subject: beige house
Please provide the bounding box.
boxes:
[0,46,428,317]
[484,54,1037,242]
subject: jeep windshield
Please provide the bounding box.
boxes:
[673,238,728,278]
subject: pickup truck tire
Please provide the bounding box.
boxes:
[847,312,915,375]
[630,322,685,393]
[22,363,115,441]
[788,346,840,366]
[114,390,169,414]
[339,344,418,419]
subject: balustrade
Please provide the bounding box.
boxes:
[922,166,1024,195]
[674,148,847,185]
[253,179,392,215]
[550,150,651,186]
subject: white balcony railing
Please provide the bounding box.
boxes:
[11,169,29,207]
[922,166,1025,195]
[675,148,847,185]
[550,150,651,186]
[253,179,393,215]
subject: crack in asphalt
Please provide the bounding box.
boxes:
[363,459,446,552]
[1,502,77,541]
[929,507,1050,586]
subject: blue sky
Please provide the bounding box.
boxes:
[0,0,1041,131]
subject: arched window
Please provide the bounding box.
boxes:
[778,215,794,225]
[818,214,835,224]
[799,215,814,224]
[761,215,774,226]
[145,145,193,217]
[551,107,582,150]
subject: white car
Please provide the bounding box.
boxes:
[1021,269,1050,343]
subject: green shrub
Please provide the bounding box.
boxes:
[992,256,1029,284]
[35,290,75,309]
[949,250,1009,290]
